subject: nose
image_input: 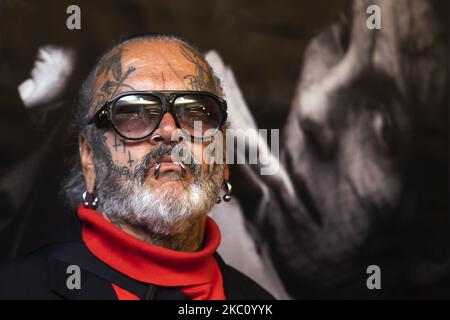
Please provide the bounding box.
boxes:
[297,89,337,159]
[149,112,182,145]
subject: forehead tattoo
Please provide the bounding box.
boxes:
[179,43,216,92]
[90,47,137,113]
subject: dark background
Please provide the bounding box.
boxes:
[0,0,351,130]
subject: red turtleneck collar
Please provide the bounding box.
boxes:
[77,205,226,300]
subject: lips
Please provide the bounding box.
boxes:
[150,155,186,179]
[149,155,175,169]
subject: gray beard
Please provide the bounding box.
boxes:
[94,144,224,236]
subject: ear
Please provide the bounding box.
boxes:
[223,164,229,181]
[79,133,96,193]
[219,128,229,181]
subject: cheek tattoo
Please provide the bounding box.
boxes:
[95,133,132,180]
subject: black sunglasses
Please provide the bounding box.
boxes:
[88,91,228,140]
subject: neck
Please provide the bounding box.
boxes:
[101,212,207,252]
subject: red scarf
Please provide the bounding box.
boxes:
[77,206,226,300]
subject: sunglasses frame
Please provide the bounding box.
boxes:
[88,90,228,141]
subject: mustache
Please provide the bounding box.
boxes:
[133,144,201,182]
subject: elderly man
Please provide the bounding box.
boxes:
[0,33,273,300]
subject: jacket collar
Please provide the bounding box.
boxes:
[46,241,192,300]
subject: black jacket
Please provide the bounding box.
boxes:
[0,215,274,300]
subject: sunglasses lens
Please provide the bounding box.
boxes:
[112,95,162,139]
[174,94,223,137]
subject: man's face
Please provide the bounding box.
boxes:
[83,40,225,234]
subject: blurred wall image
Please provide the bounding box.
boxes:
[0,0,448,299]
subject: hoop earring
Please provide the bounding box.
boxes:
[82,191,99,209]
[216,179,232,203]
[150,134,163,143]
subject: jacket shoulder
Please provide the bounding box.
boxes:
[215,254,275,300]
[0,248,59,299]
